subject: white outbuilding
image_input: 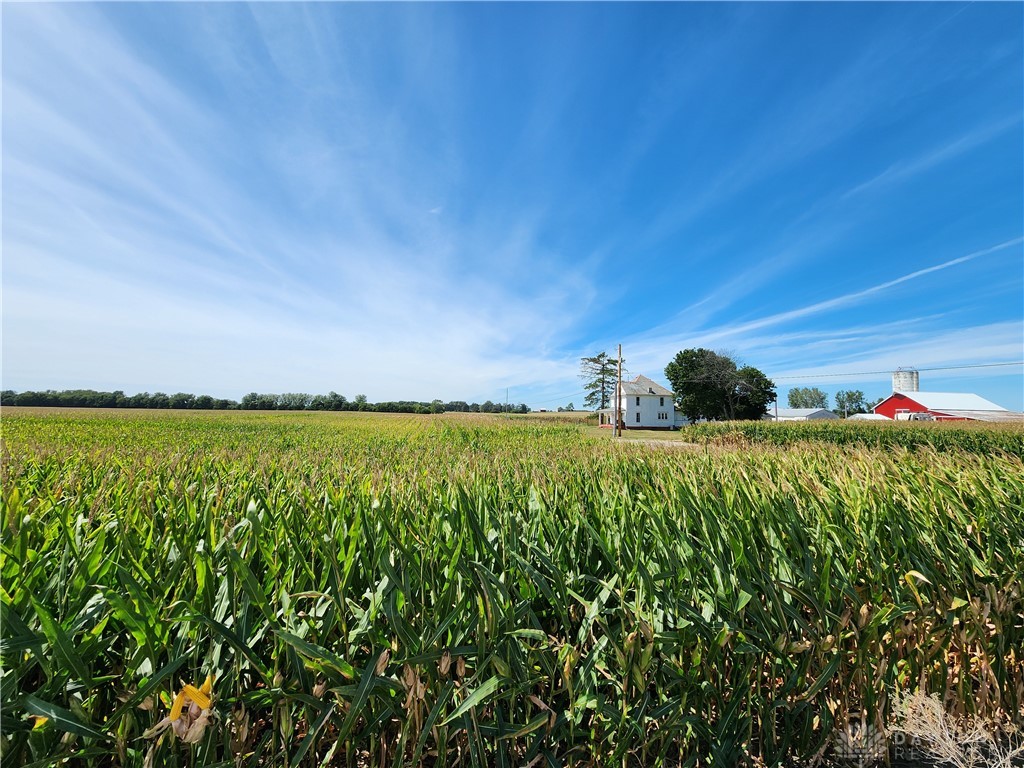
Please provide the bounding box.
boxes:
[848,412,891,421]
[766,408,840,421]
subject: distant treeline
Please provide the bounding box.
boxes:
[0,389,531,415]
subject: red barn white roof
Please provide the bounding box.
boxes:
[899,392,1007,412]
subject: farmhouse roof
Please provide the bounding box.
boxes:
[620,375,674,397]
[891,391,1008,412]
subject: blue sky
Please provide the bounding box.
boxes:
[3,2,1022,410]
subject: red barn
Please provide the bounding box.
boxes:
[873,391,1020,422]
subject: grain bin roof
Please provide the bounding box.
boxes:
[620,375,674,397]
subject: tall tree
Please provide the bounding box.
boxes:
[278,393,313,410]
[733,366,777,420]
[787,387,829,409]
[665,348,775,422]
[580,352,622,410]
[169,392,196,409]
[834,389,868,416]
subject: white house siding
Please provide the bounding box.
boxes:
[619,393,674,429]
[596,375,677,429]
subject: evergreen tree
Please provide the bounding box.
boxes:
[580,352,622,410]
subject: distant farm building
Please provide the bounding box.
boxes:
[597,375,677,430]
[872,367,1022,422]
[873,391,1021,422]
[848,412,890,421]
[766,407,839,422]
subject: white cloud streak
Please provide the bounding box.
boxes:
[841,114,1023,200]
[717,238,1023,338]
[1,5,597,402]
[621,237,1022,371]
[2,5,1020,412]
[591,239,1022,403]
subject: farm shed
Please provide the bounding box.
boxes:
[597,375,677,430]
[848,413,891,421]
[873,391,1022,422]
[766,408,839,422]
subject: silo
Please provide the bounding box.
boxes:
[892,368,920,393]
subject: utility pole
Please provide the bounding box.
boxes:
[774,399,778,421]
[615,344,622,438]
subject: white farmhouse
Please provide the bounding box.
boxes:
[596,375,677,430]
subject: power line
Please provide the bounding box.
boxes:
[770,361,1023,380]
[526,389,589,407]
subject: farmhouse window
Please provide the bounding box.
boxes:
[635,413,640,423]
[660,397,664,406]
[636,397,640,406]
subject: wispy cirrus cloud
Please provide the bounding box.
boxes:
[604,238,1022,396]
[2,3,1021,411]
[1,4,596,401]
[841,114,1022,200]
[762,321,1024,387]
[715,238,1023,338]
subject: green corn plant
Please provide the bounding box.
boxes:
[1,408,1021,766]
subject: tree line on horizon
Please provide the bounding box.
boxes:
[0,389,531,415]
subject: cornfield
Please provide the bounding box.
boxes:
[685,419,1024,457]
[2,409,1022,766]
